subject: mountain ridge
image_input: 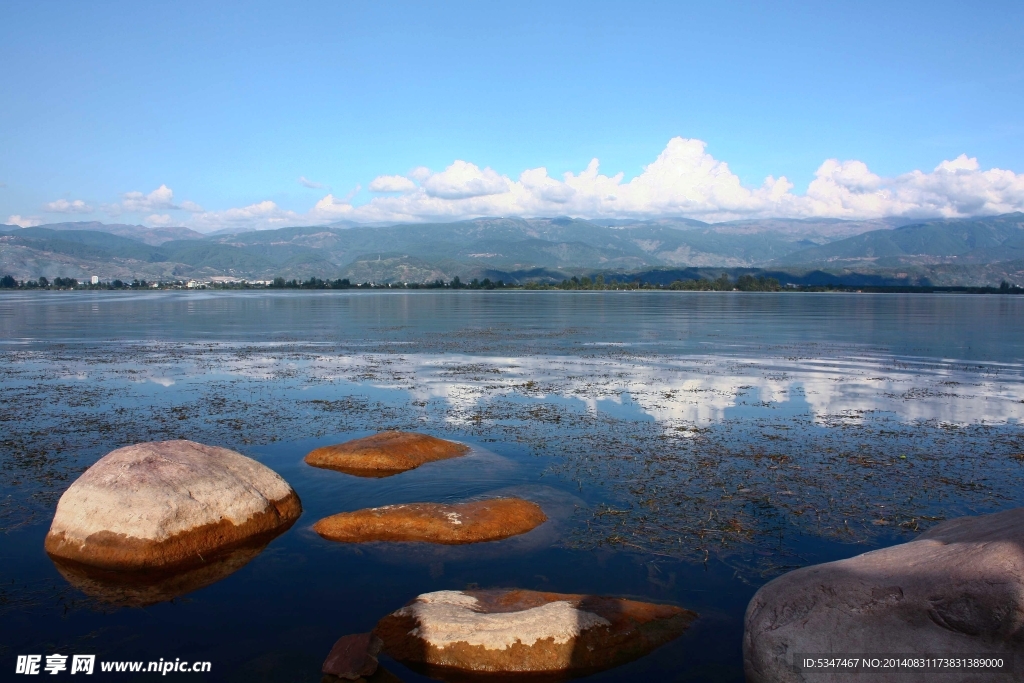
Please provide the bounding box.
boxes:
[772,213,1024,267]
[3,214,1023,286]
[6,221,207,245]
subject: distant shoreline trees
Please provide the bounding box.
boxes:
[0,276,150,290]
[1,272,1022,294]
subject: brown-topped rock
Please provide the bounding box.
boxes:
[45,440,301,571]
[329,486,581,571]
[304,431,468,477]
[322,633,383,680]
[744,507,1024,683]
[374,589,696,677]
[313,498,547,545]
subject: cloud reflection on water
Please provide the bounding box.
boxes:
[197,349,1024,428]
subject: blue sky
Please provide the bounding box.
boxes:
[2,0,1023,230]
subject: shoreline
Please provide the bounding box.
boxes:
[2,284,1023,294]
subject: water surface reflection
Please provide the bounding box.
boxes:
[2,291,1023,682]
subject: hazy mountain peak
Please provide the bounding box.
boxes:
[23,221,205,245]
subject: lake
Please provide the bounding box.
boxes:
[2,291,1023,682]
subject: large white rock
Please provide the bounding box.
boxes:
[45,440,301,570]
[744,507,1024,683]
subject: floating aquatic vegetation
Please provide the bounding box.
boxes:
[1,325,1022,582]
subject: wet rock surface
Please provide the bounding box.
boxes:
[322,633,383,680]
[744,506,1024,683]
[374,588,696,677]
[45,440,301,571]
[305,431,470,477]
[313,498,547,545]
[328,486,582,571]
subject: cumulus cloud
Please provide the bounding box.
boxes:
[316,138,1024,224]
[311,193,353,220]
[121,184,178,212]
[6,215,41,227]
[23,138,1020,234]
[45,198,94,214]
[298,176,325,189]
[112,185,203,214]
[145,214,174,226]
[368,174,417,193]
[421,161,509,199]
[793,154,1024,219]
[188,200,301,232]
[409,166,432,182]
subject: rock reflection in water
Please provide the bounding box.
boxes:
[50,534,277,607]
[322,667,404,683]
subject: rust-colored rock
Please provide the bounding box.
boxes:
[305,431,469,477]
[322,633,383,680]
[374,589,696,677]
[313,498,547,545]
[327,486,580,570]
[45,440,301,571]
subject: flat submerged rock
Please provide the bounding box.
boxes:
[326,486,581,569]
[374,589,696,678]
[304,431,469,477]
[45,440,301,571]
[744,507,1024,683]
[313,498,547,545]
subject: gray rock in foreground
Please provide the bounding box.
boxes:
[744,507,1024,682]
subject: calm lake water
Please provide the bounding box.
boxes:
[2,291,1024,682]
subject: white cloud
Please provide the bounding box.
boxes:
[311,193,353,220]
[298,176,326,189]
[104,185,202,218]
[188,200,301,232]
[318,138,1024,224]
[793,154,1024,219]
[519,167,576,204]
[6,215,41,227]
[368,175,417,193]
[26,139,1022,234]
[45,198,94,214]
[145,214,173,226]
[421,161,509,199]
[121,184,178,212]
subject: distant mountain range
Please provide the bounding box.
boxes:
[772,213,1024,267]
[2,214,1023,287]
[7,221,208,245]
